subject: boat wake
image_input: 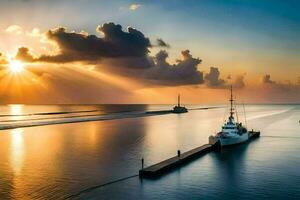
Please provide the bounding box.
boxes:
[261,135,300,139]
[0,111,171,130]
[0,106,220,130]
[0,109,103,117]
[247,109,292,121]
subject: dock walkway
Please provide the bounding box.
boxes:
[139,131,260,178]
[139,143,218,178]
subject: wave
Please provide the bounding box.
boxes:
[64,174,139,199]
[0,111,171,130]
[262,135,300,139]
[0,109,102,117]
[0,110,143,123]
[188,106,222,111]
[0,106,220,130]
[247,109,292,121]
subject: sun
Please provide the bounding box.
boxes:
[9,60,24,73]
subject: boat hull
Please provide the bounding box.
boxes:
[209,133,249,146]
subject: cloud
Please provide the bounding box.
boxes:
[5,25,23,35]
[143,50,203,85]
[18,23,151,63]
[15,47,35,62]
[204,67,226,88]
[156,38,170,48]
[233,75,246,89]
[5,25,43,38]
[260,74,299,93]
[129,4,141,10]
[26,28,42,37]
[15,23,204,86]
[204,68,246,89]
[256,74,300,102]
[262,74,275,84]
[99,49,204,86]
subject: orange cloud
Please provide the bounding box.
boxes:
[129,4,141,10]
[5,25,23,35]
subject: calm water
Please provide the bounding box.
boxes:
[0,104,299,200]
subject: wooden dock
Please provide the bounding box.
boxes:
[139,131,260,178]
[139,143,219,178]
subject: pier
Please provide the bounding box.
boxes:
[139,131,260,178]
[139,142,219,178]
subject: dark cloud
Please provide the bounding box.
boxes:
[17,23,152,63]
[204,67,226,88]
[15,22,205,86]
[204,68,246,89]
[15,47,35,62]
[259,74,300,99]
[100,49,204,86]
[156,38,170,48]
[261,74,299,90]
[233,75,246,89]
[144,50,203,85]
[262,74,275,84]
[257,74,300,102]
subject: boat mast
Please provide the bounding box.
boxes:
[243,102,248,127]
[229,86,234,119]
[178,94,180,107]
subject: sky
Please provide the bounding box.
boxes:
[0,0,299,104]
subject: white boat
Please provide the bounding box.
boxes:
[209,86,250,146]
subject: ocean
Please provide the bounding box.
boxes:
[0,104,299,200]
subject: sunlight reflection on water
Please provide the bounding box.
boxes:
[10,129,24,176]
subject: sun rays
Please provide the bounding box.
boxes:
[8,60,24,73]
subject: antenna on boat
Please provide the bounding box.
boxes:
[234,99,239,123]
[242,101,248,128]
[222,106,226,124]
[229,85,234,119]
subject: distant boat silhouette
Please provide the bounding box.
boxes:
[172,94,188,113]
